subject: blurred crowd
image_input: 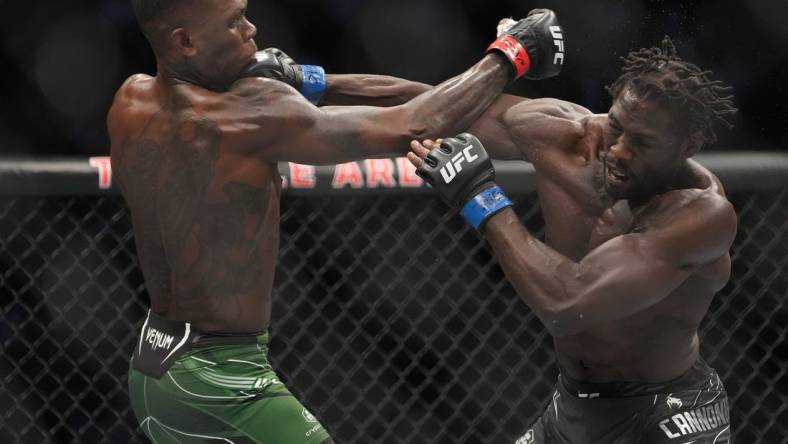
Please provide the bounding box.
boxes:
[1,0,786,156]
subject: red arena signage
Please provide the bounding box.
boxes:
[90,156,425,191]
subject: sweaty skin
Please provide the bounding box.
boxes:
[108,0,510,333]
[367,78,737,383]
[477,95,736,383]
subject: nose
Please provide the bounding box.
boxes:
[244,18,257,41]
[608,136,633,161]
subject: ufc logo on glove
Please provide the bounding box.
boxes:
[415,133,513,230]
[439,145,479,183]
[550,26,564,65]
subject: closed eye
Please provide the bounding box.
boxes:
[229,9,246,27]
[608,117,622,133]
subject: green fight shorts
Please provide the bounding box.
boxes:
[128,311,332,444]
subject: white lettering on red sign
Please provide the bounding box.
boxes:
[364,159,396,188]
[281,158,425,189]
[396,157,423,187]
[288,163,315,188]
[89,156,112,189]
[332,162,364,189]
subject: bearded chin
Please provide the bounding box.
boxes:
[593,161,622,201]
[609,184,631,201]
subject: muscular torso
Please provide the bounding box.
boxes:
[109,76,280,332]
[107,59,510,332]
[506,100,731,382]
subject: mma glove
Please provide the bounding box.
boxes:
[487,8,564,81]
[415,133,512,230]
[241,48,326,104]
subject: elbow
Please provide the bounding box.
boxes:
[402,107,451,141]
[408,118,438,142]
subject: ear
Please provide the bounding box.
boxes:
[680,130,704,158]
[170,28,198,57]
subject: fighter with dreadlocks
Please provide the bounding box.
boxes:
[333,34,737,442]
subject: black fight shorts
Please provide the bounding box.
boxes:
[515,358,731,444]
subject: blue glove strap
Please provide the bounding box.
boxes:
[460,185,513,230]
[300,65,326,104]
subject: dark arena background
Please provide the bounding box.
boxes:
[1,1,787,443]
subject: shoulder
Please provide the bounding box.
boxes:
[212,77,317,124]
[125,73,154,87]
[228,77,302,101]
[664,187,736,232]
[191,78,319,157]
[664,187,733,219]
[642,187,737,265]
[109,74,156,118]
[114,74,154,104]
[651,163,736,230]
[108,74,156,137]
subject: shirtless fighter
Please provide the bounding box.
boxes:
[406,37,737,443]
[108,0,563,442]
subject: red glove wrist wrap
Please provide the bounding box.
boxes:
[487,35,531,78]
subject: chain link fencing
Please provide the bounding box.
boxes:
[0,159,786,443]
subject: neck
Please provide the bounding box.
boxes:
[628,160,693,209]
[156,57,226,92]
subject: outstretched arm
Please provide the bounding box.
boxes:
[222,53,509,164]
[323,75,598,162]
[322,74,432,107]
[323,73,530,160]
[231,10,565,163]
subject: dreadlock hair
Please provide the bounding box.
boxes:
[607,36,737,147]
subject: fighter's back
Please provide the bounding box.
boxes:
[108,75,281,333]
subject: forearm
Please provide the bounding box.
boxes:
[484,208,580,336]
[404,54,509,139]
[323,74,431,106]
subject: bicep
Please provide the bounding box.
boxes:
[278,104,414,164]
[564,234,693,326]
[560,199,736,330]
[501,99,589,162]
[219,78,416,165]
[467,94,528,160]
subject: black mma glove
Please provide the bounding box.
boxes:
[415,133,513,230]
[241,48,326,104]
[486,8,564,81]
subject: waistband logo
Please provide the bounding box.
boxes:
[666,395,683,409]
[302,408,317,423]
[145,326,175,351]
[515,429,535,444]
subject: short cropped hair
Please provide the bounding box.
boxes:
[607,36,737,147]
[131,0,193,46]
